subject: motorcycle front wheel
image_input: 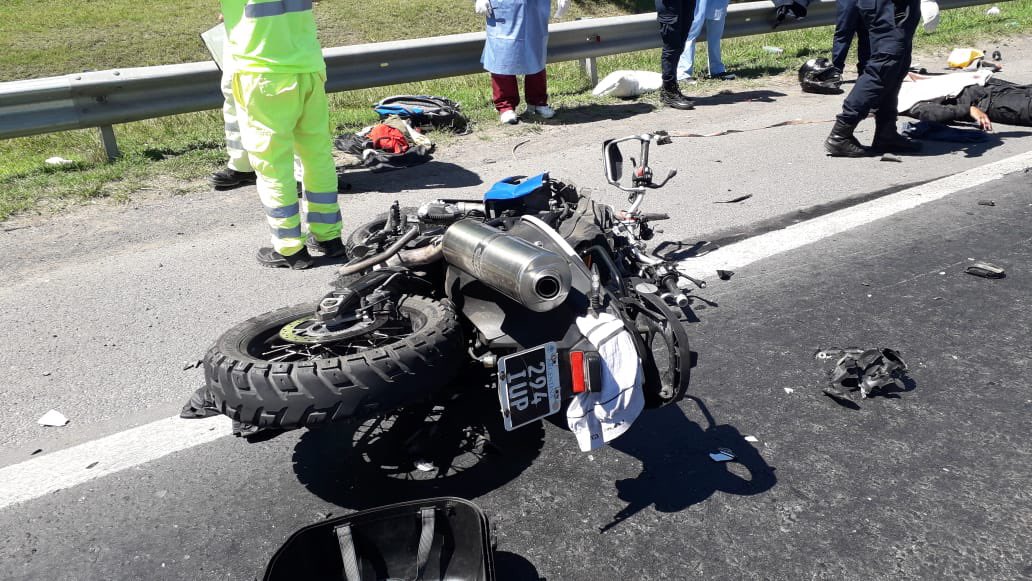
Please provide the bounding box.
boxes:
[203,295,464,430]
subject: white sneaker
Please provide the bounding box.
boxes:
[532,105,556,119]
[499,109,518,124]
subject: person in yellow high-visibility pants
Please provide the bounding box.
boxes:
[220,0,344,269]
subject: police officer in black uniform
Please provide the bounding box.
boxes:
[656,0,698,110]
[825,0,922,156]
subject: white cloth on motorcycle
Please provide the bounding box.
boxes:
[567,313,645,451]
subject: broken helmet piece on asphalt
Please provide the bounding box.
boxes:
[965,261,1005,278]
[818,347,909,400]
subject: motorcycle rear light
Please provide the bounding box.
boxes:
[570,351,586,394]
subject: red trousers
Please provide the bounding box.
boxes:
[491,70,548,112]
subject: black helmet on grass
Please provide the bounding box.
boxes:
[799,58,843,94]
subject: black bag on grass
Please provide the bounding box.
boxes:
[263,497,496,581]
[373,95,470,134]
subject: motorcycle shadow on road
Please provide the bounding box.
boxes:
[599,395,777,533]
[290,388,546,510]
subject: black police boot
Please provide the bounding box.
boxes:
[256,247,314,270]
[660,83,695,110]
[824,120,869,157]
[210,168,257,190]
[871,123,922,154]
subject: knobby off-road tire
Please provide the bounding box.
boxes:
[203,295,464,430]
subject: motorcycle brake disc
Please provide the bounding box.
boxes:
[279,315,388,344]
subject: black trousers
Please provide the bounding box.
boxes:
[984,78,1032,127]
[838,0,920,126]
[656,0,697,85]
[832,0,871,73]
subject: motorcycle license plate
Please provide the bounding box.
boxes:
[497,342,562,431]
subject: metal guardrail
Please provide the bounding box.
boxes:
[0,0,994,159]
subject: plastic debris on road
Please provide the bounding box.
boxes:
[715,194,752,204]
[38,410,69,427]
[709,448,736,462]
[717,270,735,281]
[965,261,1005,278]
[816,347,909,400]
[783,387,795,394]
[744,436,759,443]
[977,200,996,206]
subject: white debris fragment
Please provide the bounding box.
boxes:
[745,436,759,443]
[783,387,795,394]
[986,6,1000,15]
[762,46,784,54]
[37,410,69,427]
[44,157,75,167]
[414,461,435,472]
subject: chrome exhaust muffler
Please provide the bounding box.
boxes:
[442,219,572,312]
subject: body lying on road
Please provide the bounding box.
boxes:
[898,70,1032,131]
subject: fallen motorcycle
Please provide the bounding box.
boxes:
[199,132,699,447]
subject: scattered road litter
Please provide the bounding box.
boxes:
[783,387,795,394]
[511,139,531,160]
[880,153,902,162]
[816,348,909,400]
[179,386,221,419]
[717,270,735,281]
[86,462,99,469]
[182,360,202,371]
[977,200,996,206]
[31,449,42,455]
[744,436,759,443]
[965,261,1005,278]
[38,410,69,427]
[44,156,75,167]
[709,448,736,462]
[715,194,752,204]
[763,46,784,54]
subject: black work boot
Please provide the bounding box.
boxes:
[210,168,257,190]
[871,122,922,154]
[824,120,869,157]
[660,83,695,110]
[256,247,314,270]
[307,237,348,258]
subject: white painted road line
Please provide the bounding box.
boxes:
[0,415,231,511]
[678,149,1032,277]
[1,150,1029,513]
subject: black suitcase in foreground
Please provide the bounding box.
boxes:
[264,497,496,581]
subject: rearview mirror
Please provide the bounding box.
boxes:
[603,140,623,185]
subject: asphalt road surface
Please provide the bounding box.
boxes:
[1,39,1031,581]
